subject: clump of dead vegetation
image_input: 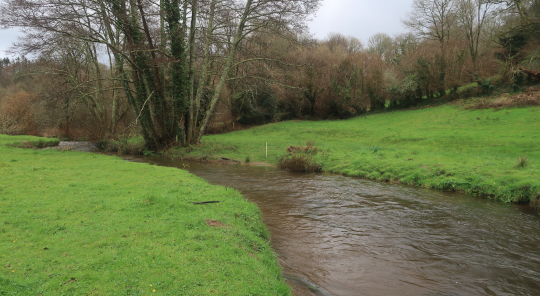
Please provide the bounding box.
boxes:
[462,86,540,110]
[278,141,322,173]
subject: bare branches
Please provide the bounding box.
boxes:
[1,0,322,146]
[403,0,458,46]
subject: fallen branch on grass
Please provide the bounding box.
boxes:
[192,201,220,205]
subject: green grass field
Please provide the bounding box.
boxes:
[0,135,289,295]
[178,105,540,205]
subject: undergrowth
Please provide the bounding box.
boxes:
[94,137,146,155]
[457,86,540,110]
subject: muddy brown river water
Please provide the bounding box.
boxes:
[68,143,540,295]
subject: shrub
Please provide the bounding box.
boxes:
[93,138,146,155]
[0,91,38,135]
[278,154,321,173]
[0,111,23,135]
[479,78,495,95]
[278,141,321,173]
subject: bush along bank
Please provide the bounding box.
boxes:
[278,142,322,173]
[0,134,290,295]
[94,137,147,155]
[175,104,540,207]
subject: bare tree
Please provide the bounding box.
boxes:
[367,32,393,58]
[325,32,364,54]
[403,0,458,47]
[191,0,321,143]
[403,0,459,95]
[457,0,497,72]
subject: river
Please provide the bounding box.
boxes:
[67,142,540,295]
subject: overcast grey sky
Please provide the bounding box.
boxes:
[0,28,21,57]
[309,0,414,42]
[0,0,414,57]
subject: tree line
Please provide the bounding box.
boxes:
[0,0,539,148]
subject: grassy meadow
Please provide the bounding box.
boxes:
[0,135,289,295]
[177,105,540,205]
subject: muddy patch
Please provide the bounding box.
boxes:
[205,219,229,228]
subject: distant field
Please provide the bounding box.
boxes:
[180,105,540,205]
[0,135,289,295]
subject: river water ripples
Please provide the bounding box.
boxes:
[81,143,540,296]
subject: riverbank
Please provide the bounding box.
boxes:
[169,104,539,205]
[0,135,290,295]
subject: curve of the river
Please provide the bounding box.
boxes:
[69,143,540,295]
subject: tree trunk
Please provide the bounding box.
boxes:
[195,0,253,144]
[186,0,198,145]
[190,0,216,144]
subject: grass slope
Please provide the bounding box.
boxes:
[181,105,540,204]
[0,135,289,295]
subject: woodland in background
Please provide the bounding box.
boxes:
[1,0,540,149]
